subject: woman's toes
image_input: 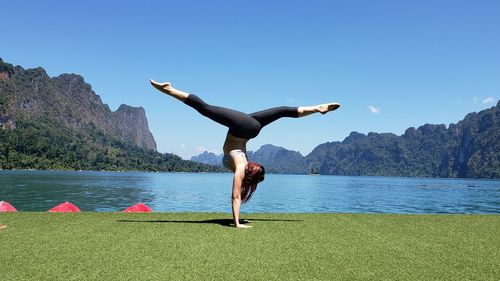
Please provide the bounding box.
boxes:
[319,103,340,114]
[328,103,340,111]
[150,80,171,92]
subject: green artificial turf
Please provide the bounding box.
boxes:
[0,213,498,281]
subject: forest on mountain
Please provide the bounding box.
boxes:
[0,58,224,172]
[193,103,500,179]
[1,58,498,177]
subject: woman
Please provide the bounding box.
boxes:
[151,80,340,228]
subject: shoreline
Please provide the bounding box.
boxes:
[1,168,499,180]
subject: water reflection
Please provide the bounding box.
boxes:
[0,171,155,211]
[0,171,499,214]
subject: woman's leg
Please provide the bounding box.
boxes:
[249,106,299,128]
[151,80,340,136]
[151,80,261,139]
[184,94,262,139]
[250,102,340,128]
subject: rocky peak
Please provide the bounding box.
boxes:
[0,59,158,151]
[113,104,157,151]
[343,131,367,144]
[191,151,223,166]
[55,73,87,89]
[0,60,15,80]
[116,104,142,113]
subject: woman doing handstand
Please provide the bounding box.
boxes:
[151,80,340,228]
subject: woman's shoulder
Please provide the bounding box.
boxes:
[232,151,248,170]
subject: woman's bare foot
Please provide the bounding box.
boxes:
[298,103,340,117]
[317,103,341,114]
[150,80,189,102]
[150,79,172,94]
[0,224,7,230]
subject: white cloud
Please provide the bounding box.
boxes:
[482,97,495,104]
[180,144,187,148]
[368,105,380,114]
[473,97,478,104]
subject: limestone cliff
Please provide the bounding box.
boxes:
[113,104,156,151]
[0,58,156,151]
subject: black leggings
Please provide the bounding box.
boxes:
[185,94,299,139]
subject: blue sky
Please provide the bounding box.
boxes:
[2,0,499,159]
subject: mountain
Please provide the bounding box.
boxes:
[113,104,157,150]
[191,144,307,174]
[191,151,224,167]
[191,102,500,178]
[247,144,307,174]
[0,58,224,172]
[0,58,156,150]
[308,102,499,178]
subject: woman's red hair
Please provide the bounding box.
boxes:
[241,161,265,203]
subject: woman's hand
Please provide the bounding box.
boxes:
[236,219,252,229]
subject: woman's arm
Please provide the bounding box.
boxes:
[232,166,251,228]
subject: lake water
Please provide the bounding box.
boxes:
[0,170,499,214]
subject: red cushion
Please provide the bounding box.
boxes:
[48,202,81,212]
[0,201,17,212]
[122,203,153,213]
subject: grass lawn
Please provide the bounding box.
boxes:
[0,212,499,281]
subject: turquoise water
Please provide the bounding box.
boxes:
[0,170,499,213]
